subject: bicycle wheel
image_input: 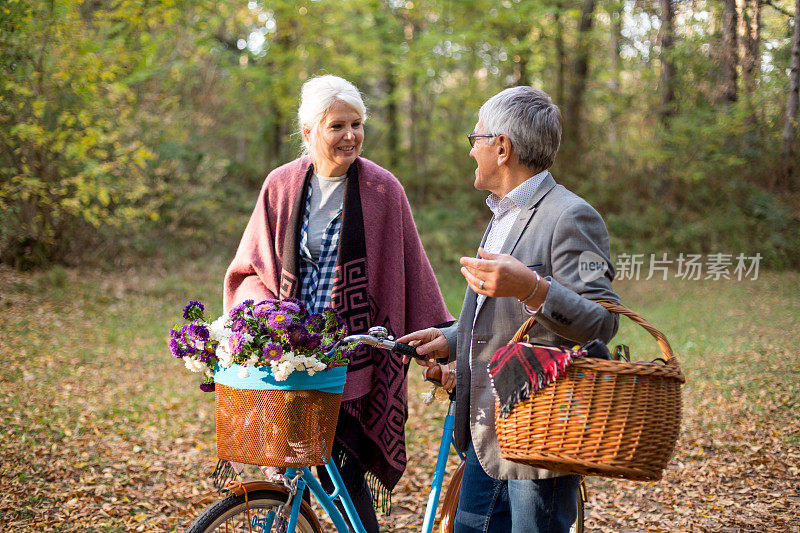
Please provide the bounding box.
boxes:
[570,480,586,533]
[569,496,584,533]
[187,489,322,533]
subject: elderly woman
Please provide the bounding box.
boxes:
[223,75,451,531]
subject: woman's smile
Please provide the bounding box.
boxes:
[306,100,364,176]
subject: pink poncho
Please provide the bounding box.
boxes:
[224,156,452,498]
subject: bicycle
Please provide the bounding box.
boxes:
[186,326,585,533]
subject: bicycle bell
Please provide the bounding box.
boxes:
[368,326,392,340]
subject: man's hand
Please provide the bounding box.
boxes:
[460,248,547,304]
[434,361,457,392]
[396,328,449,365]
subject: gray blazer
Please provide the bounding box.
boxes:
[443,172,619,480]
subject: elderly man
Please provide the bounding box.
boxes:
[399,86,619,532]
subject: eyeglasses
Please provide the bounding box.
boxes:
[467,133,497,148]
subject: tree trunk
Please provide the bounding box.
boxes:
[739,0,762,101]
[405,20,428,203]
[660,0,677,123]
[781,0,800,187]
[554,7,566,107]
[565,0,596,150]
[722,0,739,103]
[516,55,529,87]
[384,66,399,170]
[377,3,400,170]
[608,0,622,142]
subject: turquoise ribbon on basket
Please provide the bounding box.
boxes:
[214,363,347,393]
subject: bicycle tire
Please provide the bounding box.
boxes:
[571,495,584,533]
[186,489,322,533]
[569,478,586,533]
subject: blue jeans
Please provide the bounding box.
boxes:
[454,442,580,533]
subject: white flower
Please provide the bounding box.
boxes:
[184,357,206,373]
[272,360,296,381]
[216,345,233,368]
[208,315,232,342]
[237,366,250,379]
[421,389,435,405]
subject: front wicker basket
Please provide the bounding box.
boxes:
[213,364,346,468]
[495,300,685,481]
[216,384,342,467]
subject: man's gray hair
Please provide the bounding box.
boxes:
[479,86,561,172]
[297,75,367,161]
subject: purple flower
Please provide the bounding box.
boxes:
[279,300,301,314]
[169,338,184,358]
[229,300,254,319]
[197,345,216,363]
[322,308,345,332]
[307,313,325,328]
[286,323,307,348]
[199,382,215,392]
[262,343,283,361]
[303,333,322,350]
[283,297,306,315]
[228,332,247,355]
[173,324,200,357]
[230,317,248,333]
[268,311,293,329]
[187,323,210,343]
[252,302,274,318]
[183,301,205,320]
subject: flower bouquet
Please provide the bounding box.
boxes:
[169,298,356,392]
[169,298,357,466]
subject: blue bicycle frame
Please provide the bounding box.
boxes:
[276,400,460,533]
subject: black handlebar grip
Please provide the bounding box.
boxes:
[393,341,423,360]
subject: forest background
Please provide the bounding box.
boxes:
[2,0,800,278]
[3,1,800,531]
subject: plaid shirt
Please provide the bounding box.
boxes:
[299,189,342,314]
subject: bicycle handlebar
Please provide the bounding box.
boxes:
[342,327,448,389]
[342,327,427,361]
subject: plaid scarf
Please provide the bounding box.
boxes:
[488,339,611,418]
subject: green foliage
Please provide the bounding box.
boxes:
[0,1,176,267]
[2,0,800,270]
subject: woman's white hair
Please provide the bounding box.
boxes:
[479,86,561,172]
[297,75,367,162]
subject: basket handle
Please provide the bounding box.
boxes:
[508,299,676,363]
